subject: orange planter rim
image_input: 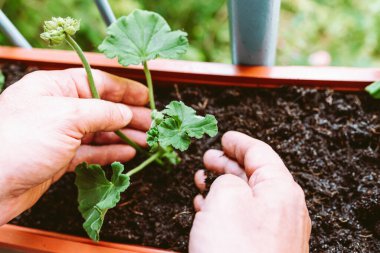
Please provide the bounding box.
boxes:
[1,46,380,91]
[0,224,174,253]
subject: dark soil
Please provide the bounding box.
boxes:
[2,64,380,252]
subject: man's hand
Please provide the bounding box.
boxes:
[191,131,311,253]
[0,69,151,225]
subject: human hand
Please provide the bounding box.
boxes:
[190,131,311,253]
[0,69,150,225]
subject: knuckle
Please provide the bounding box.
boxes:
[270,180,307,205]
[214,174,240,184]
[20,70,50,86]
[257,139,273,150]
[113,104,129,125]
[210,174,246,192]
[257,142,284,163]
[211,175,232,189]
[140,86,149,103]
[221,131,237,144]
[24,70,47,79]
[104,104,118,123]
[255,180,309,216]
[65,68,85,75]
[91,68,102,76]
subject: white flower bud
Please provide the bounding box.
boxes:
[40,17,80,46]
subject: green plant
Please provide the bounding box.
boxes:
[0,70,4,93]
[40,17,143,153]
[365,81,380,99]
[41,10,218,241]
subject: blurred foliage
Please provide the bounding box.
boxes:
[0,0,380,66]
[279,0,380,66]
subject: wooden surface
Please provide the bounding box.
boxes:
[1,46,380,90]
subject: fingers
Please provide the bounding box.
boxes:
[67,98,132,135]
[129,106,152,131]
[83,129,148,147]
[23,69,149,105]
[19,69,151,136]
[221,131,282,172]
[222,131,292,185]
[193,194,205,212]
[194,170,207,192]
[66,96,150,138]
[68,144,136,171]
[201,131,293,190]
[203,150,247,181]
[89,69,149,105]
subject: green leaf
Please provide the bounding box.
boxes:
[162,100,196,122]
[161,146,181,166]
[99,9,188,66]
[365,81,380,99]
[0,71,4,93]
[147,101,218,151]
[75,162,130,241]
[158,117,191,151]
[146,126,159,150]
[151,109,164,127]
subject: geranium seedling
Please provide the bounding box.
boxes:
[42,10,218,241]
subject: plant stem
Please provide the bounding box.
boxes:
[66,35,99,99]
[65,34,143,153]
[114,130,145,154]
[143,61,155,110]
[126,151,162,177]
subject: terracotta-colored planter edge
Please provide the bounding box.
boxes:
[0,224,173,253]
[1,46,380,90]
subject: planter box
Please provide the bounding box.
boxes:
[0,46,379,90]
[0,46,379,252]
[0,224,172,253]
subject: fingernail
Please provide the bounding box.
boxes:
[194,169,207,192]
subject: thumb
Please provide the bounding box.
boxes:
[69,98,132,135]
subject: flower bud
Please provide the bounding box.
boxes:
[63,17,80,36]
[40,17,80,46]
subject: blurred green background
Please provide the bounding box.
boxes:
[1,0,379,66]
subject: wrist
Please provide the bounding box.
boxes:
[0,197,18,225]
[0,180,48,226]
